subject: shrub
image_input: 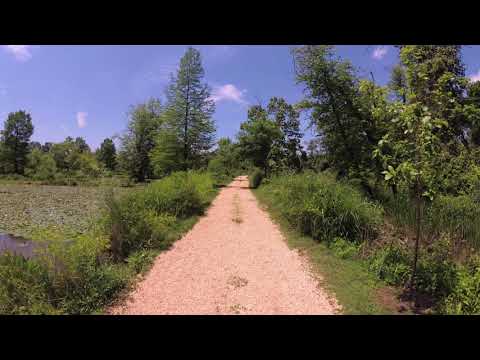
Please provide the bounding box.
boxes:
[29,231,130,314]
[368,244,411,286]
[208,157,231,186]
[103,171,215,260]
[104,191,176,259]
[143,171,214,217]
[258,172,383,243]
[368,236,457,299]
[0,230,130,315]
[329,237,359,259]
[25,148,58,181]
[0,253,58,314]
[126,250,159,274]
[442,257,480,314]
[249,168,264,189]
[415,235,458,299]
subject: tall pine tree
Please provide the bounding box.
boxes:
[164,47,215,170]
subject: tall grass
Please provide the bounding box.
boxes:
[381,189,480,250]
[258,171,383,243]
[104,171,216,259]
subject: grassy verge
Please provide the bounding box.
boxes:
[254,185,407,315]
[0,171,217,315]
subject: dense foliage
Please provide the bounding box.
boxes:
[0,111,34,175]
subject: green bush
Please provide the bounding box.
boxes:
[0,253,58,314]
[258,172,383,243]
[126,250,159,274]
[415,236,458,299]
[368,236,457,300]
[103,171,215,260]
[208,157,232,185]
[0,230,130,314]
[25,149,58,181]
[143,171,215,217]
[329,237,359,259]
[368,244,411,286]
[442,257,480,314]
[249,168,264,189]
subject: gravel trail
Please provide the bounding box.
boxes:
[110,176,340,315]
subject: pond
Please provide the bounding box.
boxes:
[0,233,37,259]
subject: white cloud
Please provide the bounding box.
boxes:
[76,112,88,128]
[469,70,480,83]
[210,84,248,105]
[3,45,33,62]
[372,46,388,60]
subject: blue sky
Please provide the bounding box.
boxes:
[1,45,480,150]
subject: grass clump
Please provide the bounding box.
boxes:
[249,168,264,189]
[329,237,360,259]
[368,235,458,305]
[260,172,383,243]
[382,190,480,251]
[0,229,130,314]
[442,256,480,314]
[104,171,216,260]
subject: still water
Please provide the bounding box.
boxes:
[0,233,37,259]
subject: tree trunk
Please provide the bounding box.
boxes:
[184,63,191,171]
[410,182,422,299]
[390,183,398,197]
[13,138,19,174]
[361,179,374,198]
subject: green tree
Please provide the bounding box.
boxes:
[25,148,57,181]
[96,138,117,171]
[42,142,53,153]
[207,137,244,184]
[0,142,12,174]
[292,46,388,195]
[398,45,470,149]
[50,140,75,172]
[164,47,216,170]
[74,137,90,153]
[118,98,163,181]
[0,110,34,174]
[29,141,42,151]
[237,105,282,177]
[464,80,480,146]
[267,97,304,172]
[305,137,328,171]
[389,64,407,103]
[150,126,184,178]
[375,102,447,293]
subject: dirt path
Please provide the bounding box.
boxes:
[111,176,340,315]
